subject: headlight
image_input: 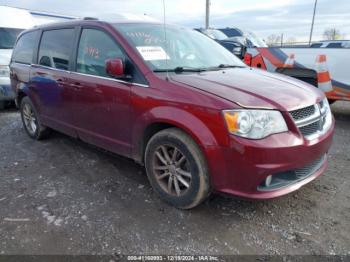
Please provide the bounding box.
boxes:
[321,98,332,131]
[0,65,10,77]
[223,109,288,139]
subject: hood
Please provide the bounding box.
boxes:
[169,68,323,111]
[0,50,12,66]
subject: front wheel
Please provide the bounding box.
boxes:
[145,128,211,209]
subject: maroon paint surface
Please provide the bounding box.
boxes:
[10,20,334,199]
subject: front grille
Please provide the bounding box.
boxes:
[258,154,327,191]
[289,103,328,140]
[299,121,320,137]
[290,105,316,121]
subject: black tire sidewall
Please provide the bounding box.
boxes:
[145,131,205,209]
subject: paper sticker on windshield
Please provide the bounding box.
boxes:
[136,46,170,61]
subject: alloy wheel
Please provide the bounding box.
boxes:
[152,145,192,196]
[22,103,37,135]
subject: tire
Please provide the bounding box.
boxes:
[0,101,5,110]
[145,128,211,209]
[20,96,50,140]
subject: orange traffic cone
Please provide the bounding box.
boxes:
[283,54,295,68]
[315,55,333,92]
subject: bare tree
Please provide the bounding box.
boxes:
[266,34,281,46]
[323,28,342,40]
[285,37,297,45]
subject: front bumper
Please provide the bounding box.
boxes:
[0,84,15,101]
[206,118,335,199]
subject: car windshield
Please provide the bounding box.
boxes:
[205,29,228,41]
[115,23,245,72]
[244,31,267,48]
[0,28,23,49]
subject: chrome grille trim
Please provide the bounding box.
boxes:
[291,104,320,127]
[290,105,316,121]
[289,103,329,140]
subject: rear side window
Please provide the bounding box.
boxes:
[310,43,322,48]
[12,31,39,64]
[38,29,74,70]
[326,43,342,48]
[0,28,23,49]
[76,29,125,77]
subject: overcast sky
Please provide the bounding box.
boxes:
[1,0,350,42]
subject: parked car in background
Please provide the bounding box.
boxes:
[244,46,350,103]
[195,28,246,59]
[218,27,267,48]
[0,6,35,109]
[218,27,243,37]
[10,20,334,209]
[310,40,350,48]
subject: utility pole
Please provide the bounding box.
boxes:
[281,33,284,47]
[205,0,210,29]
[309,0,318,45]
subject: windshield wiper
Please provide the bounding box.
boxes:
[153,65,244,73]
[174,66,207,73]
[203,64,246,71]
[217,64,246,69]
[153,67,207,73]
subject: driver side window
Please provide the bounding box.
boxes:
[77,29,125,78]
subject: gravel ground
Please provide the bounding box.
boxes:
[0,102,349,256]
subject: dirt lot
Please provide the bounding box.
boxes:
[0,102,349,256]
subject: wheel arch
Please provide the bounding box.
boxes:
[16,90,27,108]
[132,106,219,164]
[14,82,31,108]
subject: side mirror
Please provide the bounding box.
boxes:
[106,58,125,78]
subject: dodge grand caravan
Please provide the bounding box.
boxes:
[10,20,334,209]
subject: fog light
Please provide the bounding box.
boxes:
[265,175,272,187]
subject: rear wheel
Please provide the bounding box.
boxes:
[145,128,210,209]
[20,97,50,140]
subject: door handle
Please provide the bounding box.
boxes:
[70,82,82,90]
[36,71,47,76]
[56,78,65,87]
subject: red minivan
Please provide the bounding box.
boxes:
[10,19,334,209]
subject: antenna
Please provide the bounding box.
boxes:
[162,0,170,81]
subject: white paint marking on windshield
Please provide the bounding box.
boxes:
[136,46,170,61]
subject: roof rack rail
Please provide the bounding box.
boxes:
[83,17,98,20]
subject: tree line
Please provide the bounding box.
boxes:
[265,28,346,46]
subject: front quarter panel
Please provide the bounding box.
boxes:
[133,105,219,147]
[130,76,234,163]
